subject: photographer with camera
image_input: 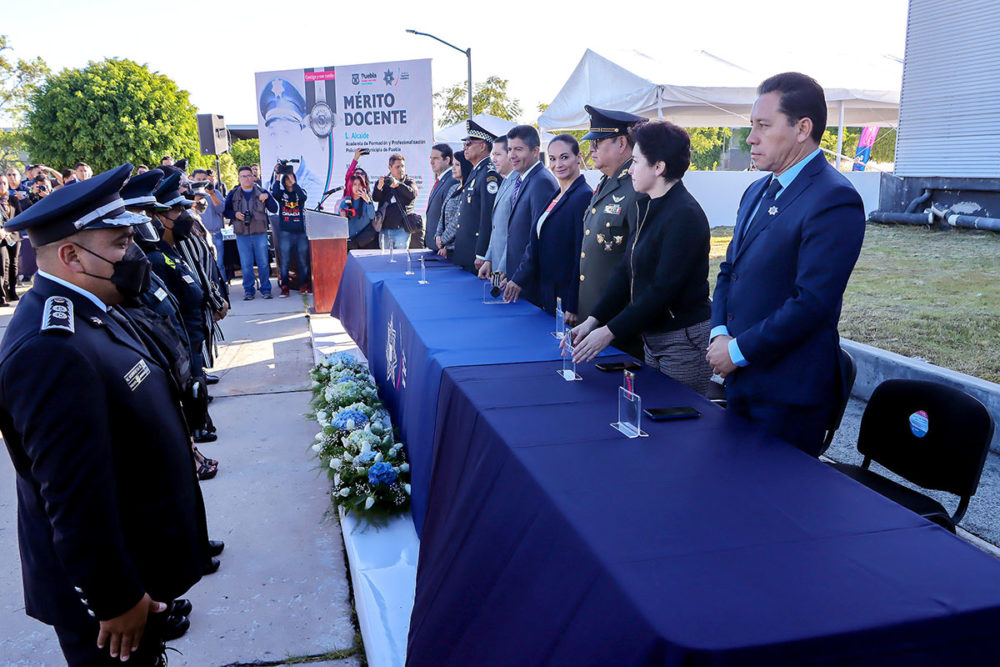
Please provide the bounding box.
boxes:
[340,169,377,250]
[270,163,311,297]
[371,153,418,252]
[223,165,278,300]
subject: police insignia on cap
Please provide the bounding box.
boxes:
[41,296,74,335]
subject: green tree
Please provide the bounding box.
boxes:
[536,102,594,169]
[26,58,198,172]
[229,138,260,172]
[688,127,732,171]
[189,153,238,190]
[434,76,523,127]
[821,126,896,168]
[0,35,49,169]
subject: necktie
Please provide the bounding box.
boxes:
[431,176,440,195]
[512,175,523,205]
[737,177,783,248]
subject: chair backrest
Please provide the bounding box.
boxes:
[820,347,858,453]
[858,379,994,498]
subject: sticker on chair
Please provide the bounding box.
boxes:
[909,410,929,438]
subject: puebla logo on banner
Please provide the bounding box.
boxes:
[386,313,408,391]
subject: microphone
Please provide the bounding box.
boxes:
[322,186,344,196]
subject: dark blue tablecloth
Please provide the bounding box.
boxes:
[408,359,1000,665]
[332,251,619,534]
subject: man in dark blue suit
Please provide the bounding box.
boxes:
[424,143,457,251]
[707,72,866,457]
[500,125,559,306]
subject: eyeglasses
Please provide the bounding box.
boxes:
[463,139,484,147]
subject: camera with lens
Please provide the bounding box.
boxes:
[276,158,300,175]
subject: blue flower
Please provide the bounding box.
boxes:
[368,462,398,487]
[333,409,369,431]
[355,450,376,464]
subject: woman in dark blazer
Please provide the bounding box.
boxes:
[503,134,591,320]
[570,121,713,395]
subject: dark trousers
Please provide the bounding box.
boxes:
[727,396,830,457]
[55,610,167,667]
[0,241,18,301]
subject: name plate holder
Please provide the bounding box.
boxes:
[611,370,647,438]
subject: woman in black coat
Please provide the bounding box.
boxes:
[503,134,591,320]
[570,121,713,395]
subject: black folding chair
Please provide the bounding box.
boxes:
[828,379,994,532]
[818,348,857,456]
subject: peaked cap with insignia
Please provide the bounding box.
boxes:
[581,105,645,141]
[153,172,193,209]
[463,119,498,143]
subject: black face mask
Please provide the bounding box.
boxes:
[169,210,196,242]
[78,242,152,299]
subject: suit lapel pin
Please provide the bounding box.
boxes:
[768,206,778,216]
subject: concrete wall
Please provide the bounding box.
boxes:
[843,339,1000,454]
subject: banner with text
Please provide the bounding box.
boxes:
[255,59,434,216]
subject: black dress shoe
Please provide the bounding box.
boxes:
[205,374,220,385]
[162,614,190,641]
[169,599,193,617]
[203,557,221,575]
[193,429,218,443]
[207,539,225,557]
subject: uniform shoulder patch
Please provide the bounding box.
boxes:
[41,296,74,335]
[486,176,499,194]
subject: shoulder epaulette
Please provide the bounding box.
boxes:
[41,296,74,335]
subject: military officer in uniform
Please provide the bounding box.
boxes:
[0,164,206,665]
[578,106,646,321]
[452,119,502,273]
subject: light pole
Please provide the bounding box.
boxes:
[406,29,473,122]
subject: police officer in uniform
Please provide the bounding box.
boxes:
[0,164,206,665]
[452,119,502,273]
[578,106,646,321]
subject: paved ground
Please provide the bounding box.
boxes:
[0,283,360,666]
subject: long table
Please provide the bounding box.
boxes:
[333,251,1000,665]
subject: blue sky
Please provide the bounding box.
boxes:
[4,0,908,127]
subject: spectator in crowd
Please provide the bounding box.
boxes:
[191,170,229,281]
[706,72,866,455]
[498,125,558,304]
[435,151,471,257]
[5,167,23,194]
[341,169,377,249]
[224,165,278,300]
[503,134,590,319]
[205,168,227,196]
[63,162,92,186]
[423,143,457,251]
[371,153,417,253]
[572,121,713,395]
[136,164,149,175]
[25,176,52,208]
[271,170,311,297]
[0,177,19,305]
[58,168,74,186]
[161,155,174,166]
[478,134,518,278]
[252,163,263,187]
[452,120,500,272]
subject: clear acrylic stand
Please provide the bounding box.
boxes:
[558,337,581,381]
[405,250,415,275]
[417,256,429,285]
[483,272,507,305]
[551,297,566,339]
[611,370,647,438]
[388,236,397,263]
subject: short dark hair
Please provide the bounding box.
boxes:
[757,72,827,143]
[33,174,48,183]
[630,121,691,181]
[493,135,508,150]
[549,133,580,156]
[431,143,453,162]
[388,153,404,166]
[161,155,172,162]
[191,169,207,178]
[205,168,215,176]
[74,162,88,169]
[136,164,148,171]
[506,125,540,150]
[238,165,254,175]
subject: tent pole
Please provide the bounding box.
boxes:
[835,101,845,170]
[657,87,663,120]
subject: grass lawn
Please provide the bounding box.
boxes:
[708,224,1000,383]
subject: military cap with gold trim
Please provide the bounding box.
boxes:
[581,105,645,141]
[6,163,149,247]
[462,118,498,143]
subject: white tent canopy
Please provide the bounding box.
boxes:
[435,113,555,149]
[538,49,901,131]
